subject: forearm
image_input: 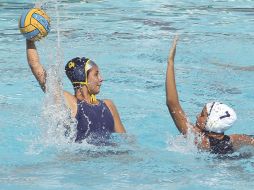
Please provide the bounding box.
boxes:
[166,63,180,106]
[166,38,179,106]
[165,37,189,135]
[26,40,46,92]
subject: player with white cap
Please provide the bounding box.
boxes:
[166,36,254,154]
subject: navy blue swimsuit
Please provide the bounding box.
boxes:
[75,100,115,145]
[208,135,234,154]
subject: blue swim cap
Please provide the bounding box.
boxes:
[65,57,96,86]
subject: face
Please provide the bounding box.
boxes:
[86,66,103,94]
[195,106,208,130]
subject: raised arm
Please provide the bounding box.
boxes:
[26,40,64,104]
[166,37,190,135]
[26,40,46,92]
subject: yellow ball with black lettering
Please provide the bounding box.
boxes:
[19,8,50,41]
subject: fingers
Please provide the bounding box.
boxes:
[168,35,179,62]
[174,35,179,42]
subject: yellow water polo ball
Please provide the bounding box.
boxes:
[19,8,50,41]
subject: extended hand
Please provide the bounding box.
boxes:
[168,36,178,63]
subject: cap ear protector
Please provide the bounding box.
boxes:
[65,57,97,103]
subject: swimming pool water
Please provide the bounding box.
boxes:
[1,0,254,189]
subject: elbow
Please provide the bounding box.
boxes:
[166,99,179,108]
[166,100,181,114]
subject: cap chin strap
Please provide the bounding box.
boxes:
[72,59,97,104]
[90,94,97,103]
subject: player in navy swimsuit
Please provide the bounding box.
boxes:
[26,40,126,145]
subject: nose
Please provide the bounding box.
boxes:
[98,74,103,82]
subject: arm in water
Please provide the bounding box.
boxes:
[166,36,191,135]
[230,134,254,150]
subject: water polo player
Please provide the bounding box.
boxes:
[26,40,126,145]
[166,36,254,154]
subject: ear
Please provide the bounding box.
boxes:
[75,86,83,95]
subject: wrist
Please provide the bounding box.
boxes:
[26,39,35,44]
[26,40,36,49]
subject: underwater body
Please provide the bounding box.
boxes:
[1,0,254,189]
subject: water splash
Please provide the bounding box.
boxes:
[27,0,78,151]
[27,0,136,154]
[166,126,200,154]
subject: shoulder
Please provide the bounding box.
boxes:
[102,99,117,114]
[194,131,211,150]
[63,91,77,117]
[64,91,77,103]
[103,99,114,106]
[229,134,254,149]
[229,134,254,142]
[229,134,248,142]
[63,90,74,97]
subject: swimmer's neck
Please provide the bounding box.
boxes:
[75,89,97,104]
[192,126,225,139]
[205,131,225,139]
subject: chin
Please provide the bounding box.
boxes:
[91,87,100,95]
[94,90,100,94]
[97,87,101,93]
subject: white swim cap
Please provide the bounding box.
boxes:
[205,102,237,133]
